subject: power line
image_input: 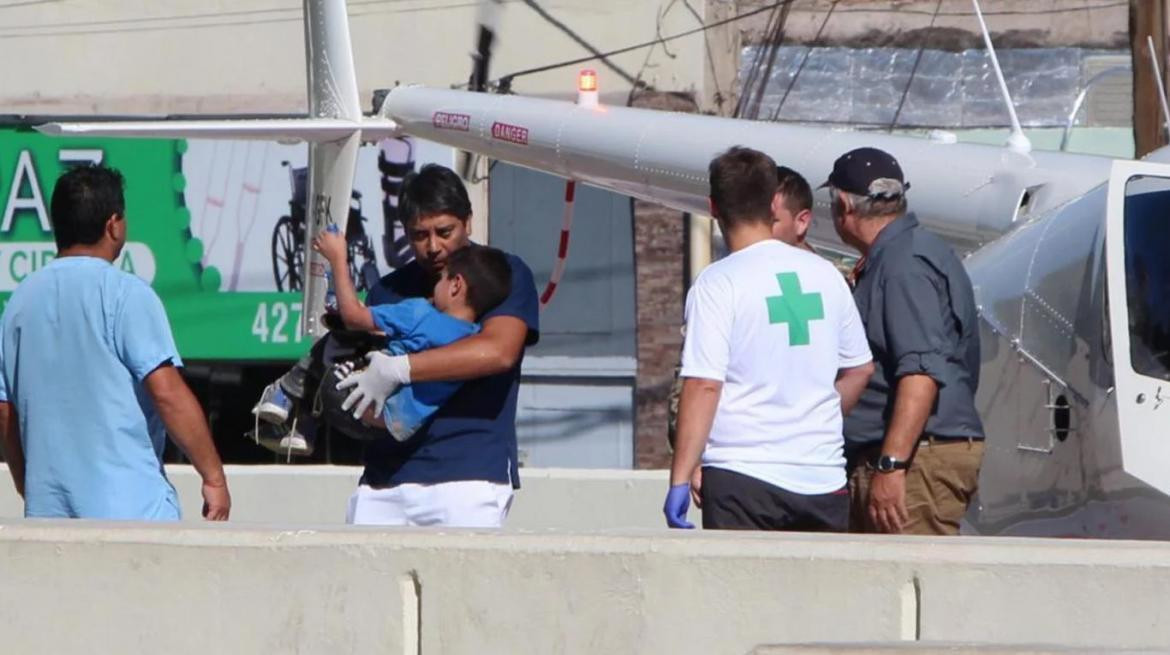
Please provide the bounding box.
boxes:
[0,0,1132,40]
[487,0,1129,90]
[0,0,1128,35]
[0,0,489,38]
[520,0,641,87]
[733,2,786,117]
[489,0,793,88]
[625,0,682,103]
[735,2,789,118]
[0,4,299,30]
[747,2,794,119]
[804,0,1127,17]
[678,0,732,112]
[887,0,945,131]
[0,0,59,9]
[770,0,838,121]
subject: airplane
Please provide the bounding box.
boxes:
[36,0,1170,539]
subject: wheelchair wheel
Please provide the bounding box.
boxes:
[272,215,304,292]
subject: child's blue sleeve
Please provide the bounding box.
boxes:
[369,299,434,339]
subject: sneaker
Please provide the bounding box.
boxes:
[253,383,292,425]
[278,408,317,457]
[244,419,286,453]
[278,432,313,457]
[244,420,313,459]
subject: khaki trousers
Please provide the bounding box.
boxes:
[848,438,984,536]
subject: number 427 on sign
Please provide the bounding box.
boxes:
[252,301,305,344]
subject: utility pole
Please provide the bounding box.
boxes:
[1131,0,1169,157]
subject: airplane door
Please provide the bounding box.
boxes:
[1105,160,1170,495]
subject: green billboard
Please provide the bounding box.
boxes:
[0,127,446,361]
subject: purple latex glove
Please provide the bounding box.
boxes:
[663,483,695,529]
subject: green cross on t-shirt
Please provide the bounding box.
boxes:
[765,272,824,346]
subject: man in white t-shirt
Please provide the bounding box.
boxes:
[664,147,874,531]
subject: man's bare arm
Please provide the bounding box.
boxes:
[670,377,723,486]
[0,402,24,498]
[406,315,529,382]
[835,361,875,416]
[869,373,937,533]
[144,365,230,520]
[883,374,936,461]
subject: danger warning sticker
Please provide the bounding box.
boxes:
[433,112,471,131]
[491,122,529,145]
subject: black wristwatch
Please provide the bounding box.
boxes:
[872,455,910,473]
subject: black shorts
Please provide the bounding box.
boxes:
[700,467,849,532]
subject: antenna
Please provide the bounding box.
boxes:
[971,0,1031,153]
[1146,35,1170,141]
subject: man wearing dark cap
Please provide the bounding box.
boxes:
[825,147,984,536]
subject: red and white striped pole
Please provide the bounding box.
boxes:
[539,179,576,309]
[538,71,599,310]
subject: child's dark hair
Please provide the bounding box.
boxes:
[444,245,512,318]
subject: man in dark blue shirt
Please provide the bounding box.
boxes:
[338,164,539,527]
[825,148,984,536]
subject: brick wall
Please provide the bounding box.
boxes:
[630,91,698,469]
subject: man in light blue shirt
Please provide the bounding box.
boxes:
[0,165,230,520]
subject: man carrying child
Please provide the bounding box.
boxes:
[250,164,539,528]
[313,231,512,441]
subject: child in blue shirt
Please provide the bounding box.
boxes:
[249,231,512,454]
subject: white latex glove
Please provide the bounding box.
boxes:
[335,352,411,420]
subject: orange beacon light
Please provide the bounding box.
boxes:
[577,69,599,109]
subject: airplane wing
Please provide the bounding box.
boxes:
[36,117,398,144]
[381,85,1115,256]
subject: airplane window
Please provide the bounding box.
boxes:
[1052,394,1071,442]
[1123,176,1170,381]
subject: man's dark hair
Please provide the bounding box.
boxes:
[708,146,778,227]
[776,165,813,215]
[49,165,125,250]
[444,244,512,319]
[398,164,472,228]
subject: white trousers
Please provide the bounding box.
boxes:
[346,481,514,527]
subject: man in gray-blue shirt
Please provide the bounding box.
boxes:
[824,147,984,536]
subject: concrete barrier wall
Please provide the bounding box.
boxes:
[2,523,1170,654]
[0,464,671,530]
[4,466,1170,653]
[753,647,1163,654]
